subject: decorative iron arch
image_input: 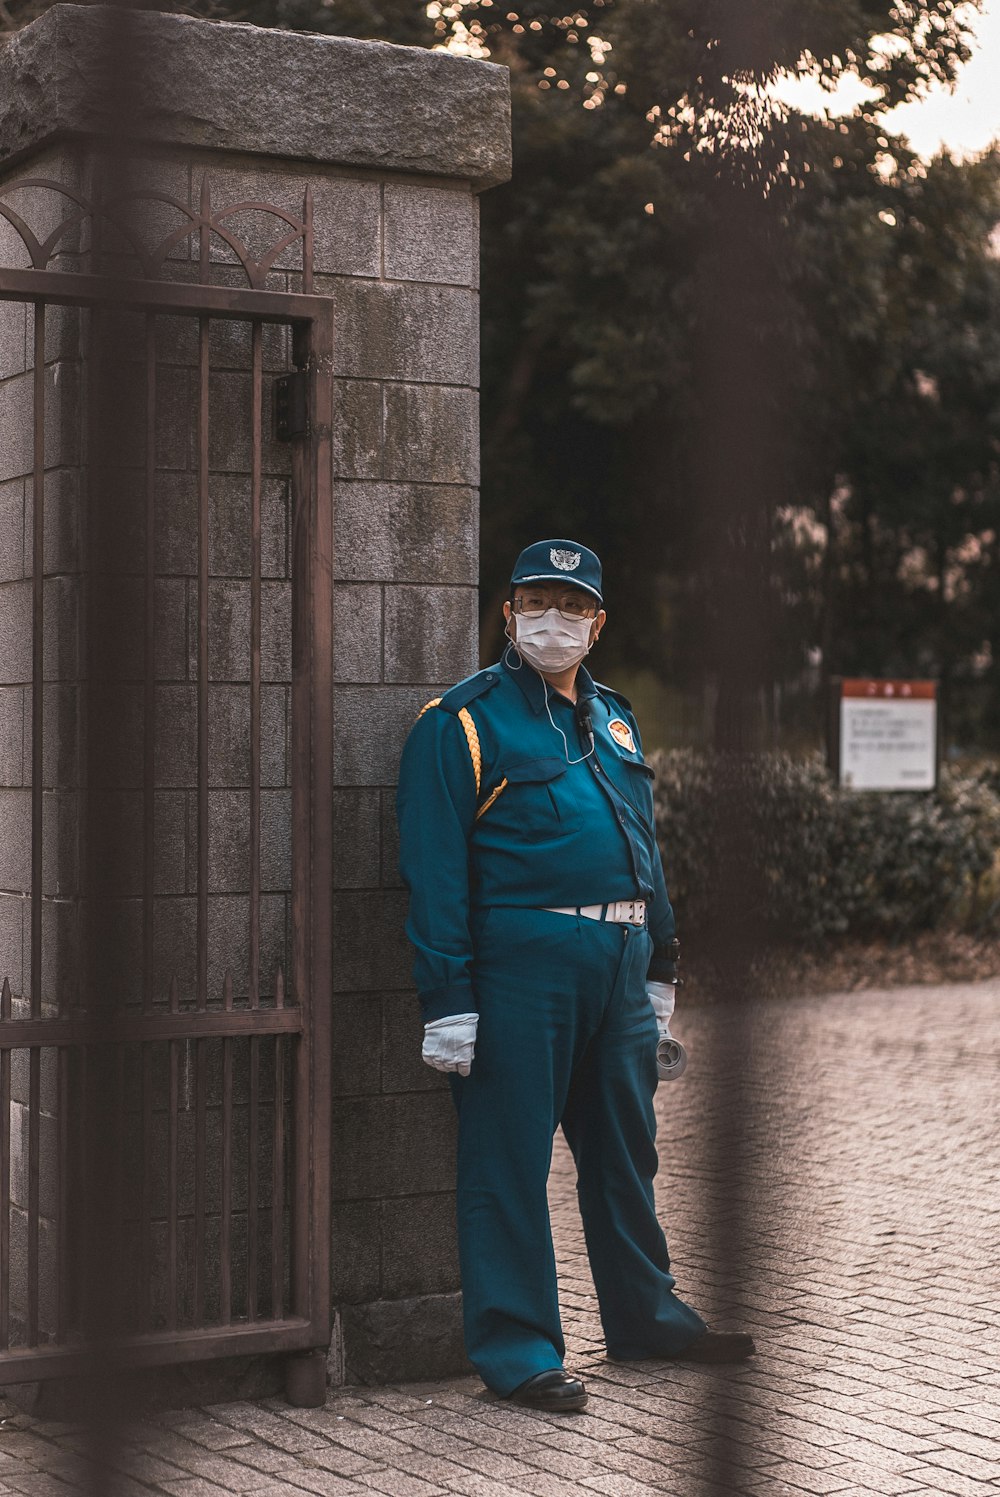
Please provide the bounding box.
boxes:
[0,171,314,290]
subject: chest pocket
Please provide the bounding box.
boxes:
[484,755,582,835]
[618,756,656,817]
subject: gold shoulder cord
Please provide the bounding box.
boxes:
[418,698,507,818]
[476,777,508,820]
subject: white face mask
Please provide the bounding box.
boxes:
[511,610,595,673]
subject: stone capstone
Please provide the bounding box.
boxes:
[0,5,512,189]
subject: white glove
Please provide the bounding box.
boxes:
[422,1013,478,1077]
[647,981,688,1082]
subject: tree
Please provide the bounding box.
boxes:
[788,145,1000,745]
[398,3,991,709]
[6,0,997,747]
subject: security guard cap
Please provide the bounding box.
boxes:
[510,539,603,604]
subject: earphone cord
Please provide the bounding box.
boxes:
[543,679,594,766]
[502,639,522,671]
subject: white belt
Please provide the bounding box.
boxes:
[542,901,646,926]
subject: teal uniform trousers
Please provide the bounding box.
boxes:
[397,654,706,1393]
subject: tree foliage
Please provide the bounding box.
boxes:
[4,0,998,745]
[650,747,1000,943]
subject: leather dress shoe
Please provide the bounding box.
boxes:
[669,1330,756,1363]
[508,1369,588,1412]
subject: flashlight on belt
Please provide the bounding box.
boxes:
[656,1033,688,1082]
[649,963,688,1082]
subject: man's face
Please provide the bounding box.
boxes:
[503,582,606,645]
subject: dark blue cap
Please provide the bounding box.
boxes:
[510,539,603,603]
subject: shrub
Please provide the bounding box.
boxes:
[649,749,1000,945]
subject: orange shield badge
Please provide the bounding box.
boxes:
[608,718,636,754]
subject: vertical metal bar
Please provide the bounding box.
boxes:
[143,316,156,1011]
[302,187,314,296]
[53,312,70,1336]
[199,175,211,285]
[140,1047,153,1329]
[27,1048,39,1344]
[197,312,209,1014]
[297,305,335,1337]
[77,1044,88,1341]
[137,314,158,1336]
[193,1037,206,1325]
[167,980,178,1329]
[250,322,262,1009]
[247,1035,259,1321]
[220,1044,232,1323]
[271,1034,284,1318]
[289,327,309,1330]
[220,974,233,1323]
[113,1043,126,1335]
[27,304,45,1348]
[57,1045,70,1339]
[194,186,212,1325]
[31,302,44,1023]
[0,981,10,1349]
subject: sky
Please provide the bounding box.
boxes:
[774,0,1000,160]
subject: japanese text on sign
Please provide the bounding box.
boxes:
[838,680,937,791]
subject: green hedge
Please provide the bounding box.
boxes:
[649,750,1000,943]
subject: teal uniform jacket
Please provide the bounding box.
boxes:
[397,653,679,1022]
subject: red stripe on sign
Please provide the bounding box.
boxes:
[841,679,937,699]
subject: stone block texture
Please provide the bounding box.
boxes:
[0,2,508,1392]
[0,188,85,1343]
[316,160,484,1386]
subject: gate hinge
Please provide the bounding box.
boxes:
[274,370,309,441]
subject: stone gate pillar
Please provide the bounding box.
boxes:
[0,4,510,1393]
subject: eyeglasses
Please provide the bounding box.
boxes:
[513,593,597,621]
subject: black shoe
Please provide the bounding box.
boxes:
[508,1369,588,1412]
[669,1330,756,1363]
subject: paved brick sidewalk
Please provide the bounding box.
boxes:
[2,979,999,1495]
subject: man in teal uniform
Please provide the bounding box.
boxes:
[397,540,754,1412]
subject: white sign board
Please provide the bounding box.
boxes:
[838,680,937,791]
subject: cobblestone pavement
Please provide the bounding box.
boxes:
[2,979,999,1495]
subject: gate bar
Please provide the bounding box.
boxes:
[0,1315,317,1386]
[27,300,46,1348]
[0,978,9,1348]
[30,303,44,1023]
[248,1035,260,1321]
[194,1037,207,1325]
[143,315,156,1012]
[250,323,263,1008]
[291,304,334,1342]
[197,314,210,1015]
[0,270,326,322]
[0,1009,303,1046]
[272,1036,285,1318]
[221,1023,233,1324]
[57,1042,70,1340]
[0,283,335,1387]
[167,1026,179,1331]
[141,314,157,1328]
[193,307,210,1327]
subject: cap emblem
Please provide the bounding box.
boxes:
[550,548,581,572]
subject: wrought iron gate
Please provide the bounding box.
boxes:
[0,172,333,1396]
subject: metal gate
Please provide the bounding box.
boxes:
[0,172,333,1395]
